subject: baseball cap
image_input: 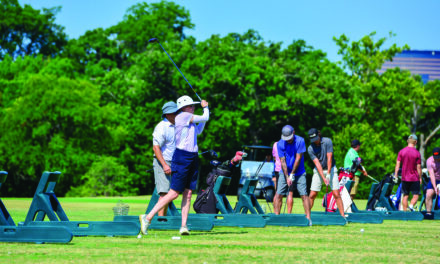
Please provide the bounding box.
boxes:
[351,139,361,147]
[281,125,294,141]
[161,101,178,118]
[308,128,320,142]
[408,134,418,141]
[433,147,440,159]
[176,95,200,110]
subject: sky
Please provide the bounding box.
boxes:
[19,0,440,62]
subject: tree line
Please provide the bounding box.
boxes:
[1,0,439,198]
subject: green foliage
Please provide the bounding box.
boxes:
[0,0,67,59]
[66,156,133,197]
[1,1,439,198]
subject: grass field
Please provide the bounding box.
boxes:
[1,196,440,264]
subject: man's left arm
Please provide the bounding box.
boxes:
[417,164,422,184]
[326,152,333,173]
[291,152,303,175]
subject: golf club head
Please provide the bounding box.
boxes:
[148,38,159,43]
[210,160,221,167]
[209,150,218,158]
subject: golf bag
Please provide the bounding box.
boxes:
[322,157,363,212]
[193,160,235,214]
[366,173,395,211]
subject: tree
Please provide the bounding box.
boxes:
[0,70,115,196]
[0,0,67,59]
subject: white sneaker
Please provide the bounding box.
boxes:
[179,226,190,236]
[308,219,312,226]
[139,214,150,235]
[408,205,414,212]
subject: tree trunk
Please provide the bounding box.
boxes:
[419,123,440,168]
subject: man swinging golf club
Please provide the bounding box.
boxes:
[307,128,346,219]
[140,95,209,235]
[274,125,312,225]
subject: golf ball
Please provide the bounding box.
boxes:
[137,234,142,239]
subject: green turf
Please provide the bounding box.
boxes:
[1,196,439,263]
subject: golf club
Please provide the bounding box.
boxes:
[254,159,273,213]
[148,38,202,101]
[324,182,328,215]
[365,174,379,183]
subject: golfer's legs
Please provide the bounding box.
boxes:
[426,189,435,212]
[147,189,180,221]
[180,189,192,228]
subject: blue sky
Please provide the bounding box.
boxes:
[19,0,440,62]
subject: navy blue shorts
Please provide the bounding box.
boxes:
[170,148,199,192]
[402,181,421,195]
[426,180,440,190]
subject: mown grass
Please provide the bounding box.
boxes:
[1,196,440,264]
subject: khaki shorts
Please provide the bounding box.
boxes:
[311,166,339,191]
[153,158,171,194]
[350,175,360,195]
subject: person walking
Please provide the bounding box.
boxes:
[140,95,209,235]
[394,134,422,211]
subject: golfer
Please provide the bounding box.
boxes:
[394,134,422,212]
[343,139,368,200]
[152,101,178,216]
[425,147,440,215]
[307,128,346,218]
[140,95,209,235]
[274,125,311,224]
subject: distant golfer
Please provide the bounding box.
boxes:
[425,147,440,215]
[274,125,311,224]
[152,101,178,216]
[307,128,346,218]
[394,134,422,212]
[140,95,209,235]
[343,139,368,200]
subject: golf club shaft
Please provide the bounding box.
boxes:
[366,174,379,183]
[325,183,328,214]
[156,42,202,101]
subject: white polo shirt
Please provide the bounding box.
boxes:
[152,119,176,161]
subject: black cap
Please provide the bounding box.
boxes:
[433,147,440,159]
[351,139,361,147]
[308,128,319,142]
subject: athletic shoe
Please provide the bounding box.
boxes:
[139,214,150,235]
[408,205,414,212]
[308,219,313,226]
[180,226,190,236]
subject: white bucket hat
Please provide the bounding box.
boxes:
[177,95,199,110]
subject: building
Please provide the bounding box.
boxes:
[378,50,440,84]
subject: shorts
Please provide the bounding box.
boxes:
[310,166,339,191]
[401,181,421,195]
[426,180,440,190]
[276,172,307,196]
[170,148,199,192]
[350,175,360,195]
[153,158,171,194]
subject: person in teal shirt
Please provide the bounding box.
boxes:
[344,139,367,199]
